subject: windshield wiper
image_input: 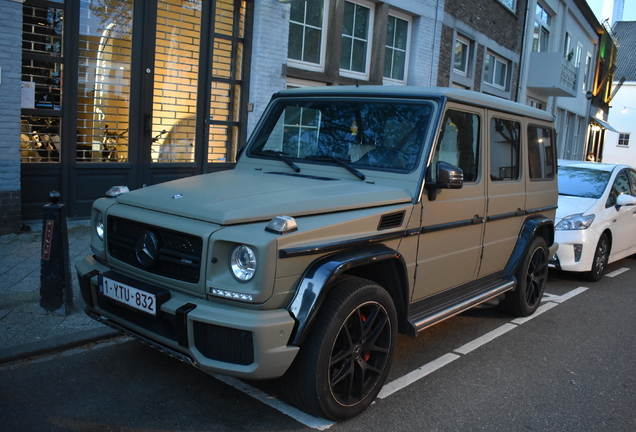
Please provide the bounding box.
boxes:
[305,155,366,181]
[255,150,300,173]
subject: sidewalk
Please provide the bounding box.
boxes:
[0,221,119,364]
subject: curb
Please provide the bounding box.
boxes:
[0,326,121,365]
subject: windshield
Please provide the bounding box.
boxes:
[247,99,434,172]
[558,166,612,199]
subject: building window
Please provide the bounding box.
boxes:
[497,0,516,10]
[340,0,373,78]
[582,52,592,92]
[619,133,630,147]
[564,32,572,61]
[288,0,326,70]
[453,36,470,76]
[483,52,508,89]
[383,13,410,84]
[527,98,545,110]
[533,3,551,52]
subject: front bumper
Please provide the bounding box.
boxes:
[549,229,600,273]
[76,255,299,380]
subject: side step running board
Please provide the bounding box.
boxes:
[404,278,515,337]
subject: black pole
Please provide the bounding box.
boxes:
[40,191,73,315]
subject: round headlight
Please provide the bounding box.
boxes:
[95,212,104,240]
[230,245,257,281]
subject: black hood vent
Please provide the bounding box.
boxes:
[378,211,405,230]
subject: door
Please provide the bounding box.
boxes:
[479,113,525,277]
[413,106,486,301]
[606,169,636,255]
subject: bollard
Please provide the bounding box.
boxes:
[40,191,73,315]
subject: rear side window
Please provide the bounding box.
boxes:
[490,118,520,181]
[527,125,555,180]
[431,110,480,182]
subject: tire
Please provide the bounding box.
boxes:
[282,276,397,421]
[498,236,548,317]
[585,233,609,282]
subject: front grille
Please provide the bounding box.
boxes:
[107,216,203,283]
[193,321,254,365]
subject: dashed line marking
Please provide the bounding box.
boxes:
[605,267,630,278]
[377,353,460,399]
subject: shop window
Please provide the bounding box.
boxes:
[340,0,373,79]
[383,13,410,84]
[483,52,508,90]
[287,0,326,71]
[21,2,64,163]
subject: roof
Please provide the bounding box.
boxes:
[275,86,555,122]
[614,21,636,82]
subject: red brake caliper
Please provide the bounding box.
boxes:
[360,312,371,362]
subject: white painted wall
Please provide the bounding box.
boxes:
[599,82,636,167]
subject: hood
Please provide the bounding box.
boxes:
[115,168,413,225]
[556,195,598,222]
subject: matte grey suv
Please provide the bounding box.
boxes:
[76,86,558,420]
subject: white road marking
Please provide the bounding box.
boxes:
[210,373,336,430]
[605,267,630,278]
[377,353,460,399]
[454,323,517,355]
[511,301,559,324]
[542,287,588,304]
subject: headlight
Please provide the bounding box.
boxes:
[95,212,105,240]
[556,213,595,230]
[229,245,257,281]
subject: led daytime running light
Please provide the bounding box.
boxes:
[211,288,253,302]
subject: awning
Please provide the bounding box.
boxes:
[591,117,619,132]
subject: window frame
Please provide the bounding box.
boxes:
[483,52,509,90]
[383,10,411,85]
[453,35,471,76]
[339,0,375,80]
[287,0,328,73]
[496,0,516,11]
[533,3,551,53]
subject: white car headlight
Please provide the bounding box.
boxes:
[229,245,257,281]
[95,211,105,240]
[556,213,595,230]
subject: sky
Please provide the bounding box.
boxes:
[586,0,636,23]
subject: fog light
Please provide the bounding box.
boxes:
[573,244,583,262]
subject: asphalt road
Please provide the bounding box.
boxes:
[1,260,635,432]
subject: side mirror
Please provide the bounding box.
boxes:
[425,162,463,200]
[616,194,636,208]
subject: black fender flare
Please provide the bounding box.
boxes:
[503,216,554,279]
[287,245,408,346]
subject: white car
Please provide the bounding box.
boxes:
[551,161,636,281]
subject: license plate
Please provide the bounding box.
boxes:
[99,275,157,316]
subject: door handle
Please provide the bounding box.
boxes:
[144,114,151,135]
